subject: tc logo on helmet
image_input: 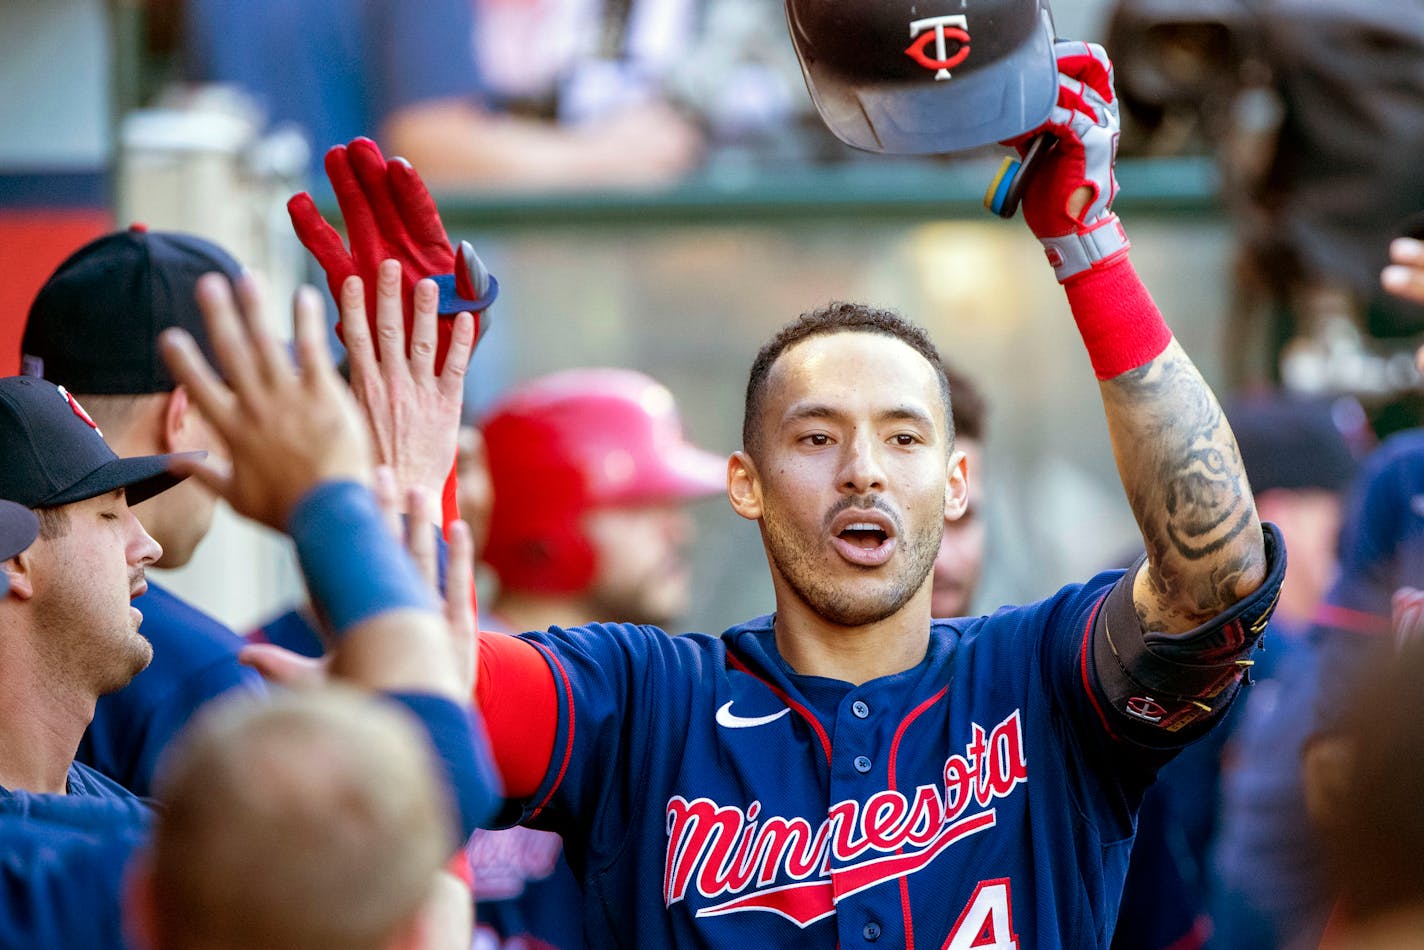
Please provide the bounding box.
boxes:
[905,15,971,80]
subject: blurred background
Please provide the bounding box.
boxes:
[2,0,1422,636]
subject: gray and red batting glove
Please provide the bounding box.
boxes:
[288,137,498,531]
[1007,41,1130,283]
[287,137,498,372]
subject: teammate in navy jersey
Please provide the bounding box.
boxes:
[0,375,191,803]
[0,271,503,950]
[21,227,267,798]
[285,44,1286,950]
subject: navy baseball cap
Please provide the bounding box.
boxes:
[0,376,197,509]
[1228,395,1361,495]
[21,225,240,394]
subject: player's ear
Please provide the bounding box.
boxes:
[3,551,36,601]
[160,385,193,453]
[727,451,763,521]
[944,448,968,521]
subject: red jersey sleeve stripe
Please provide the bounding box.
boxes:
[526,641,576,822]
[1078,593,1120,742]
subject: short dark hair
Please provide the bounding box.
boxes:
[743,302,952,458]
[941,361,987,443]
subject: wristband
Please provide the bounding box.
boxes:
[1063,257,1174,380]
[288,481,435,639]
[1040,213,1131,283]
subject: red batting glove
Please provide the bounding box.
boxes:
[288,138,498,532]
[1006,41,1130,283]
[287,137,498,371]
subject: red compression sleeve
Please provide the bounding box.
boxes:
[476,632,559,799]
[1063,257,1173,380]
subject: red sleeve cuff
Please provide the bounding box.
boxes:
[475,631,558,800]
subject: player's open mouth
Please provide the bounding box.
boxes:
[829,510,897,567]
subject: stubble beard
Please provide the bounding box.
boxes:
[762,501,943,628]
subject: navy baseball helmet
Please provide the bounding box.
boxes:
[786,0,1059,154]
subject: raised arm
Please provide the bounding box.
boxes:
[158,274,499,836]
[1014,42,1266,634]
[1102,342,1264,631]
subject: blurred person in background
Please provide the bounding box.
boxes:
[20,226,267,799]
[1304,628,1424,948]
[1198,252,1424,949]
[125,689,465,950]
[929,361,988,619]
[468,367,724,949]
[1106,0,1424,401]
[182,0,702,189]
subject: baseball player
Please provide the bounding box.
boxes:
[21,226,268,798]
[469,368,725,948]
[0,375,187,803]
[294,35,1285,948]
[0,275,502,950]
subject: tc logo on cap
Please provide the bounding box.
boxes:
[906,15,971,81]
[57,385,102,437]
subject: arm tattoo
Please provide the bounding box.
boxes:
[1101,341,1266,633]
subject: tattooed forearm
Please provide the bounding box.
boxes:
[1100,339,1267,634]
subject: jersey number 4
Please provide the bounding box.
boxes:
[942,879,1019,950]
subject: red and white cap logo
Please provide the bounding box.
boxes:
[906,15,971,81]
[57,385,102,436]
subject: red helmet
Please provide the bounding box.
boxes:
[479,369,726,595]
[785,0,1059,154]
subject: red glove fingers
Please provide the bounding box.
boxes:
[287,191,356,304]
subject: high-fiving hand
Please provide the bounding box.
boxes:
[158,276,372,531]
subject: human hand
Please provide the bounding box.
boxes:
[1382,237,1424,305]
[342,260,474,510]
[1006,41,1130,282]
[373,468,479,697]
[1393,586,1424,648]
[240,644,330,689]
[287,137,497,371]
[158,275,373,531]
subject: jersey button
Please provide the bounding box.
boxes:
[853,755,872,774]
[863,921,882,941]
[852,700,870,719]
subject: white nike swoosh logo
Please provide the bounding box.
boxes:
[715,701,791,729]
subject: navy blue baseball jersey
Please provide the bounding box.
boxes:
[0,761,143,804]
[1315,429,1424,639]
[0,781,151,949]
[79,582,266,797]
[0,814,144,949]
[498,543,1285,949]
